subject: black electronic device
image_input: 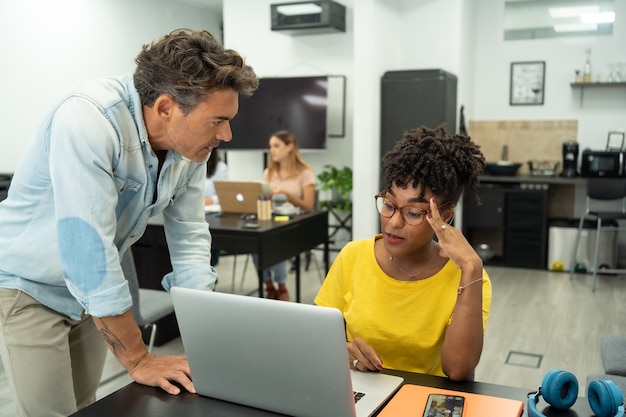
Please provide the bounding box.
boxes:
[561,141,579,177]
[270,1,346,35]
[224,76,328,151]
[580,149,626,177]
[423,393,465,417]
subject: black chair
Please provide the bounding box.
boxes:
[569,178,626,291]
[122,248,174,352]
[100,249,176,386]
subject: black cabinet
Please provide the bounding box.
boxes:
[463,187,504,228]
[379,69,457,230]
[380,69,457,164]
[463,183,548,269]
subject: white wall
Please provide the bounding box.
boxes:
[0,0,221,172]
[223,0,475,239]
[222,0,624,238]
[351,0,394,239]
[1,0,624,240]
[473,0,626,150]
[221,0,355,181]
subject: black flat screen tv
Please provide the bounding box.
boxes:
[223,76,328,150]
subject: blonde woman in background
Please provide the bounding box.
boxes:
[256,130,315,301]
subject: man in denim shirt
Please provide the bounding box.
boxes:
[0,29,258,417]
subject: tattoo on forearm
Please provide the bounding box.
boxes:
[99,320,127,356]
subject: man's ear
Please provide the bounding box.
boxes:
[154,94,176,119]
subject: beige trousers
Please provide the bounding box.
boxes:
[0,289,108,417]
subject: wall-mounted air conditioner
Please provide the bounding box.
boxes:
[271,1,346,35]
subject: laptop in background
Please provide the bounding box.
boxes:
[171,287,404,417]
[213,180,270,214]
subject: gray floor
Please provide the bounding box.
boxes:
[1,252,625,416]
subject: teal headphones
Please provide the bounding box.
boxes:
[527,370,624,417]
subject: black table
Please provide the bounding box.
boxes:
[71,369,597,417]
[206,210,330,302]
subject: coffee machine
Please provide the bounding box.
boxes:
[561,141,579,177]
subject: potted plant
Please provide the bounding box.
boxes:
[317,165,352,212]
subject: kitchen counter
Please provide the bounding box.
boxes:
[474,174,588,226]
[479,176,585,219]
[479,174,585,185]
[465,175,585,269]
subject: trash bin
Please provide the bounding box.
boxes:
[547,218,617,272]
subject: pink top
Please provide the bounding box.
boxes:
[263,168,316,199]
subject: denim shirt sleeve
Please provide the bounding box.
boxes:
[160,161,218,292]
[49,96,134,317]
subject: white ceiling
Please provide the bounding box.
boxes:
[172,0,223,14]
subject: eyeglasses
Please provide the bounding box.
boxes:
[374,195,450,226]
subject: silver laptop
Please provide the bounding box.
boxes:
[213,180,271,214]
[171,287,404,417]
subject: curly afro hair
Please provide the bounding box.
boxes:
[381,124,486,204]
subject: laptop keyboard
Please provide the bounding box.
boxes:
[353,391,366,403]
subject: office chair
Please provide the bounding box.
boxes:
[121,248,175,352]
[229,252,324,297]
[229,251,252,294]
[569,178,626,291]
[302,188,326,283]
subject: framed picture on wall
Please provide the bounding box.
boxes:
[510,61,545,105]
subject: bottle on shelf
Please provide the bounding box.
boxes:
[583,48,592,83]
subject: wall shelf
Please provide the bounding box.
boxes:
[570,82,626,87]
[570,82,626,106]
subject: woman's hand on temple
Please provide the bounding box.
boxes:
[427,198,483,274]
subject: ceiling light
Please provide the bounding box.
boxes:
[549,5,599,18]
[581,11,616,24]
[553,23,598,32]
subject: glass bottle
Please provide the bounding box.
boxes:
[583,48,592,83]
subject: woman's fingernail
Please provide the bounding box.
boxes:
[427,213,432,219]
[376,364,383,370]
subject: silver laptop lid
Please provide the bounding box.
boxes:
[171,287,357,417]
[213,181,270,214]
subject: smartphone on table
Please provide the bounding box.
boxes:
[423,394,465,417]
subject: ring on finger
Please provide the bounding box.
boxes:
[352,358,359,368]
[441,224,446,230]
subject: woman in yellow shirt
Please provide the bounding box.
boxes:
[315,125,491,381]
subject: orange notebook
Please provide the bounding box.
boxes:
[377,384,524,417]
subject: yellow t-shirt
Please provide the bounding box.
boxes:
[314,234,492,376]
